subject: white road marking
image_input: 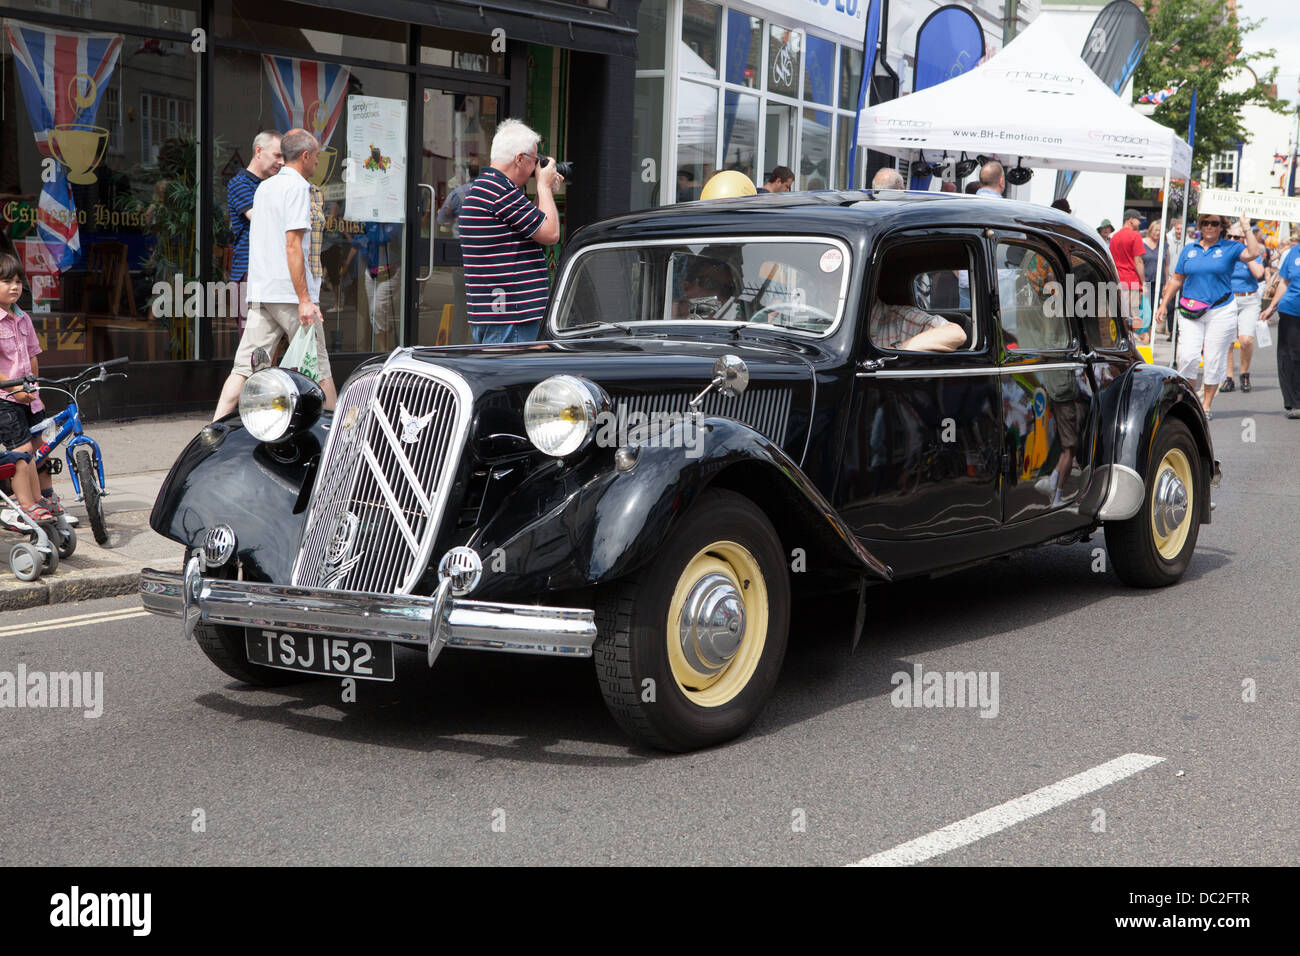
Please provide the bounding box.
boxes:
[0,609,149,637]
[852,753,1166,867]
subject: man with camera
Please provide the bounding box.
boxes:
[458,119,564,343]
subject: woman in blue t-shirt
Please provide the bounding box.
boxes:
[1157,212,1264,416]
[1261,241,1300,417]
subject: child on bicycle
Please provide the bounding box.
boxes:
[0,250,58,524]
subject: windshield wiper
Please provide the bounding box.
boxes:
[564,321,638,334]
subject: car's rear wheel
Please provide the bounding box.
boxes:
[592,489,790,751]
[1105,419,1202,587]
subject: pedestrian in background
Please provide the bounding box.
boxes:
[871,167,906,190]
[1110,209,1146,343]
[1142,221,1169,336]
[757,166,795,193]
[1222,224,1265,393]
[1261,238,1300,418]
[226,130,283,330]
[976,161,1004,197]
[213,128,337,420]
[459,118,563,344]
[1157,212,1262,418]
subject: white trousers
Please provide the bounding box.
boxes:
[1176,299,1238,387]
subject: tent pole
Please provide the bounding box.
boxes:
[1173,175,1192,371]
[1153,166,1172,355]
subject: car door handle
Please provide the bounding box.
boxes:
[857,355,898,375]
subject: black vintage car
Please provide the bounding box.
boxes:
[141,191,1218,751]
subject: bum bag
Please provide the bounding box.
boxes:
[1178,292,1232,319]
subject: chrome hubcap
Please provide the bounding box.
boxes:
[678,572,746,676]
[1153,469,1188,537]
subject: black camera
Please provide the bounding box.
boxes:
[539,156,573,180]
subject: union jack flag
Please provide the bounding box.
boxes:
[261,55,350,148]
[1138,81,1182,106]
[5,21,122,271]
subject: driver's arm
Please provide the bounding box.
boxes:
[899,323,967,352]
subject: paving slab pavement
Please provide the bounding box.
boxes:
[0,412,209,611]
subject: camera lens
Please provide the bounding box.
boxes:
[539,157,573,181]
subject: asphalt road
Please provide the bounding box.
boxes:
[1,357,1297,868]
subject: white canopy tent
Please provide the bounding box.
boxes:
[857,15,1194,329]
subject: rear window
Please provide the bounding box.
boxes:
[551,237,851,336]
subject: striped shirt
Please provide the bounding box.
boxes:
[458,167,548,325]
[226,169,261,281]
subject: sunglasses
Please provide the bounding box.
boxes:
[1199,219,1224,228]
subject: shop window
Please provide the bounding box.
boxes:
[676,79,718,197]
[681,0,720,80]
[766,25,801,98]
[637,0,669,71]
[1,24,198,364]
[140,92,194,165]
[839,46,863,111]
[763,101,795,178]
[836,115,862,190]
[212,48,411,359]
[724,10,760,89]
[803,35,833,106]
[800,109,830,190]
[29,0,197,28]
[721,92,758,186]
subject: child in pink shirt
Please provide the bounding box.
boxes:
[0,250,55,523]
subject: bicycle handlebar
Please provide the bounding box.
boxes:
[0,356,130,390]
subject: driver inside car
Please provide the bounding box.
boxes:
[870,271,968,352]
[673,255,738,319]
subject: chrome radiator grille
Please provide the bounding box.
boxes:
[618,387,792,446]
[293,359,472,595]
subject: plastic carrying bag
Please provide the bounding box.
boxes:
[1256,318,1273,349]
[280,324,320,381]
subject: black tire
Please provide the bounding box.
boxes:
[55,523,77,559]
[184,550,306,686]
[39,535,58,575]
[592,488,791,752]
[10,542,41,582]
[1105,419,1202,587]
[73,449,109,546]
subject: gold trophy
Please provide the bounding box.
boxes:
[50,74,108,184]
[310,146,338,186]
[306,101,336,185]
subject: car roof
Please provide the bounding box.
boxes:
[567,189,1110,263]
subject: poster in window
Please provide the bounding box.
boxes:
[345,95,406,223]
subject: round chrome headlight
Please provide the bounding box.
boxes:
[239,367,324,443]
[524,375,609,457]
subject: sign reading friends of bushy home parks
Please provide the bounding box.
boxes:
[1197,188,1300,224]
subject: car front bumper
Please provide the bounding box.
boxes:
[140,557,598,666]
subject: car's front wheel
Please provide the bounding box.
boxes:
[1105,419,1202,587]
[592,489,790,752]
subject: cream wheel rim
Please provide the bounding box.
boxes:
[1151,447,1193,560]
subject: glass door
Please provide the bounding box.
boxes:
[416,88,501,346]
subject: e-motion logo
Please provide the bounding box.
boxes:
[874,118,931,130]
[985,69,1085,86]
[1089,130,1150,146]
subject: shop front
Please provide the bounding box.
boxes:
[0,0,638,415]
[632,0,868,210]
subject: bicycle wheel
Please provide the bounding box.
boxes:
[73,449,109,545]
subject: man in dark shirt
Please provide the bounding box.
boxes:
[226,130,282,322]
[457,119,563,343]
[758,165,794,193]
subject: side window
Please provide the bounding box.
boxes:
[996,240,1071,351]
[1068,252,1125,351]
[869,240,977,353]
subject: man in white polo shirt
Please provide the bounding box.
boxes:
[213,128,336,419]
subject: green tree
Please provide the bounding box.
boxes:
[1135,0,1290,176]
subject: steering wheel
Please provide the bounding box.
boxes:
[749,303,836,329]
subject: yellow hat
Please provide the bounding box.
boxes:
[700,170,758,200]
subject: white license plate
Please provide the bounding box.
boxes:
[246,630,395,681]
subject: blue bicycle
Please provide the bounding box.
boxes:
[21,357,128,546]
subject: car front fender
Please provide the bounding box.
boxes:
[149,418,328,583]
[1097,363,1215,524]
[465,416,892,601]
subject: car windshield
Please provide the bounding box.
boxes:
[551,238,850,336]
